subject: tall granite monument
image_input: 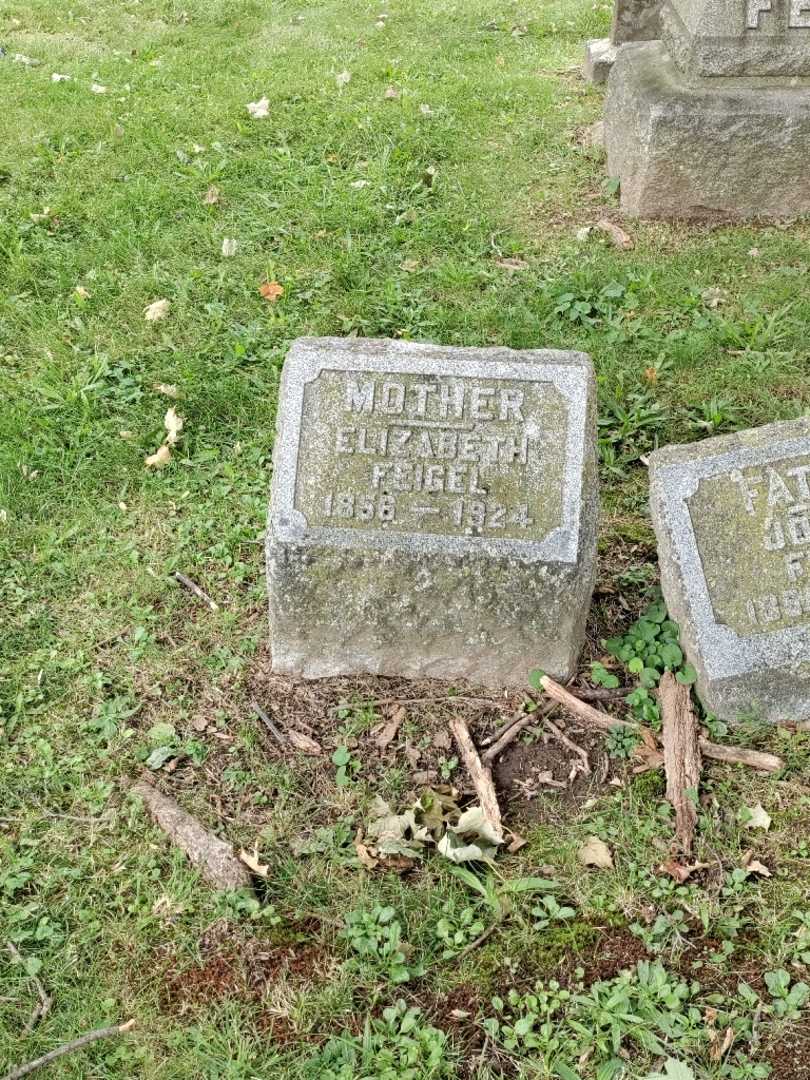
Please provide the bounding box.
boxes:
[267,338,598,688]
[650,418,810,724]
[584,0,662,85]
[605,0,810,218]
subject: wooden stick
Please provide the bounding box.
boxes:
[660,672,702,856]
[449,716,503,837]
[539,675,636,732]
[5,943,51,1035]
[544,716,592,775]
[172,571,219,612]
[251,701,285,746]
[540,675,783,774]
[2,1019,135,1080]
[571,686,631,703]
[698,741,782,773]
[482,702,555,765]
[132,782,254,894]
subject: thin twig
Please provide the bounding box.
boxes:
[451,921,500,963]
[482,702,556,765]
[543,716,591,775]
[571,686,631,703]
[449,716,503,836]
[251,701,285,746]
[2,1019,136,1080]
[172,571,219,612]
[5,943,51,1035]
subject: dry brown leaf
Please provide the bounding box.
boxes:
[145,444,172,469]
[745,803,772,831]
[710,1026,735,1062]
[374,706,405,751]
[246,96,270,118]
[660,858,709,884]
[144,298,170,321]
[495,257,529,272]
[595,218,635,251]
[286,729,323,755]
[203,184,221,205]
[741,850,772,877]
[75,285,91,300]
[578,836,614,869]
[507,832,527,854]
[154,383,179,397]
[164,407,184,445]
[239,846,269,877]
[259,281,284,302]
[432,730,452,751]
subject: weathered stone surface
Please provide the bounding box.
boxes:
[604,41,810,219]
[662,0,810,79]
[650,419,810,724]
[613,0,662,44]
[584,38,618,84]
[267,338,598,688]
[583,0,661,84]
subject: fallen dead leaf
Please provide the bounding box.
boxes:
[246,96,270,118]
[702,286,727,309]
[495,257,529,272]
[374,706,405,751]
[432,730,452,751]
[164,407,184,445]
[91,82,107,94]
[744,803,772,831]
[384,85,400,99]
[741,850,772,876]
[660,858,709,884]
[335,70,352,88]
[419,103,433,116]
[507,832,527,854]
[74,285,91,300]
[203,184,221,205]
[144,298,170,322]
[709,1027,735,1062]
[51,72,71,82]
[259,281,284,302]
[400,259,419,273]
[595,218,634,251]
[145,444,172,469]
[578,836,614,870]
[154,383,179,398]
[239,846,269,878]
[286,729,323,755]
[221,237,238,257]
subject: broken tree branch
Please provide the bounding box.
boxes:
[2,1019,136,1080]
[482,702,556,765]
[251,700,285,746]
[132,781,254,894]
[660,672,702,855]
[449,716,503,838]
[172,571,219,612]
[544,715,592,776]
[5,943,51,1035]
[539,675,784,774]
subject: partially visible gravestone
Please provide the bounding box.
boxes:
[650,419,810,724]
[605,0,810,218]
[266,338,598,688]
[583,0,662,84]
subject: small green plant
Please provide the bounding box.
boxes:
[342,906,422,984]
[332,745,361,786]
[434,902,485,958]
[591,661,621,689]
[764,969,809,1019]
[605,724,640,760]
[309,1000,454,1079]
[438,754,459,780]
[531,894,576,930]
[217,890,282,924]
[688,396,740,434]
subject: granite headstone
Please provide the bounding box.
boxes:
[650,419,810,724]
[266,338,598,688]
[583,0,662,84]
[605,0,810,218]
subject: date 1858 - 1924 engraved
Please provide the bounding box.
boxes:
[292,370,568,542]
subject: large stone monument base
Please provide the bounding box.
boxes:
[605,41,810,220]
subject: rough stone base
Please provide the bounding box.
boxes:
[605,41,810,220]
[583,38,617,85]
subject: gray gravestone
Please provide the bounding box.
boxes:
[583,0,662,84]
[266,338,598,688]
[604,0,810,218]
[650,418,810,724]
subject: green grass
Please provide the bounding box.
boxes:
[2,0,810,1077]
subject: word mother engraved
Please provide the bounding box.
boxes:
[292,370,568,543]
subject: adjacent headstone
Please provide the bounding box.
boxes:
[650,418,810,724]
[583,0,662,84]
[604,0,810,218]
[266,338,598,688]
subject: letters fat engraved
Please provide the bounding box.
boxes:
[747,0,810,27]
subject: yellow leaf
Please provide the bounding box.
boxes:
[239,847,269,878]
[578,836,614,870]
[145,444,171,469]
[144,298,170,322]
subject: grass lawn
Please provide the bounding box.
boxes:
[2,0,810,1076]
